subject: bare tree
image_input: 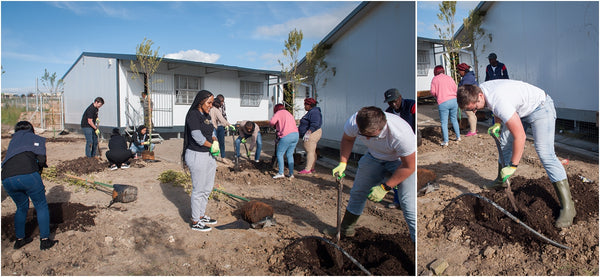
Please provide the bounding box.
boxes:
[460,8,492,79]
[434,1,461,83]
[130,37,163,136]
[40,68,64,94]
[304,43,331,100]
[278,28,304,115]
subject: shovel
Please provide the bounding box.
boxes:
[232,135,241,172]
[333,173,345,269]
[490,133,519,212]
[65,174,138,207]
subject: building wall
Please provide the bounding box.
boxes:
[475,1,598,122]
[317,1,415,152]
[63,56,118,129]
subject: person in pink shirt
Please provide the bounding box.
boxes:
[430,65,461,146]
[269,104,299,179]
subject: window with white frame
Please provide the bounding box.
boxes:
[240,80,263,107]
[175,75,202,105]
[417,50,430,76]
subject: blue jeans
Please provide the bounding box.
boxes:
[83,127,98,157]
[499,96,566,182]
[438,99,461,143]
[2,172,51,239]
[276,132,299,176]
[235,132,262,160]
[216,126,226,158]
[346,152,416,241]
[130,143,154,154]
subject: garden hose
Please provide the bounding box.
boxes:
[450,192,570,250]
[212,188,250,202]
[285,236,372,276]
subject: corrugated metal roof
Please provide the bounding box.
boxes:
[62,52,281,80]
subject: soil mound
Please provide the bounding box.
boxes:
[438,174,598,250]
[56,157,109,175]
[273,228,415,275]
[1,202,98,241]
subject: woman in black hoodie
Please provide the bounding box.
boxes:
[2,121,57,250]
[106,128,132,169]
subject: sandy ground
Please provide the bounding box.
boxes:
[1,127,412,275]
[416,102,599,276]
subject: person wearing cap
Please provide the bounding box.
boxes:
[457,80,575,228]
[209,97,235,159]
[106,128,133,170]
[270,104,299,179]
[485,53,509,81]
[323,106,416,241]
[297,98,322,174]
[383,88,415,210]
[182,90,220,232]
[384,88,415,132]
[430,65,461,147]
[457,63,479,137]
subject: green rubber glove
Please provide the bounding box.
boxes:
[210,141,220,156]
[368,184,390,202]
[228,125,236,132]
[246,151,252,158]
[95,129,100,136]
[241,138,247,144]
[501,164,517,182]
[332,162,347,179]
[488,123,501,138]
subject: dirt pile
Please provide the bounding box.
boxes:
[271,227,415,275]
[435,174,598,250]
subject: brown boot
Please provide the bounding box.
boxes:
[322,210,360,237]
[552,179,576,228]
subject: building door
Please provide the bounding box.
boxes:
[149,73,174,128]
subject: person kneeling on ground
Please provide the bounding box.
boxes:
[235,120,262,162]
[457,80,575,228]
[130,125,154,158]
[323,106,416,241]
[106,128,133,170]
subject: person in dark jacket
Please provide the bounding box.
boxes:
[130,125,154,158]
[297,98,322,174]
[106,128,133,170]
[485,53,509,81]
[1,121,57,250]
[384,88,415,132]
[383,88,416,209]
[457,63,479,137]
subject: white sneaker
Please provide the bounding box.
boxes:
[456,137,462,142]
[121,164,130,169]
[109,164,118,170]
[273,173,285,179]
[440,142,448,147]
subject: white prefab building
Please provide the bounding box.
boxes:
[298,1,415,152]
[455,1,598,128]
[61,52,280,137]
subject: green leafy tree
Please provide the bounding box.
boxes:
[304,43,331,100]
[460,8,491,79]
[434,1,461,83]
[130,37,163,136]
[278,28,304,115]
[40,68,64,94]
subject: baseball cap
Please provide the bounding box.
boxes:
[384,88,401,103]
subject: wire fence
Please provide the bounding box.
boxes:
[2,94,64,133]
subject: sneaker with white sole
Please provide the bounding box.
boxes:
[199,215,217,225]
[109,164,118,170]
[440,142,448,147]
[121,163,130,169]
[191,222,211,232]
[273,173,285,179]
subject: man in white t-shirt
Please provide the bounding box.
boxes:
[457,80,576,228]
[322,106,416,241]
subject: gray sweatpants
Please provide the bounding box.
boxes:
[185,149,217,222]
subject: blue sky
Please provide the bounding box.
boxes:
[417,1,480,39]
[1,1,360,93]
[2,1,480,93]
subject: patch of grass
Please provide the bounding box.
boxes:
[41,166,58,181]
[1,104,26,126]
[158,169,192,195]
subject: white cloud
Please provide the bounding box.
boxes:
[253,4,357,40]
[165,50,221,63]
[50,2,130,19]
[2,51,72,65]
